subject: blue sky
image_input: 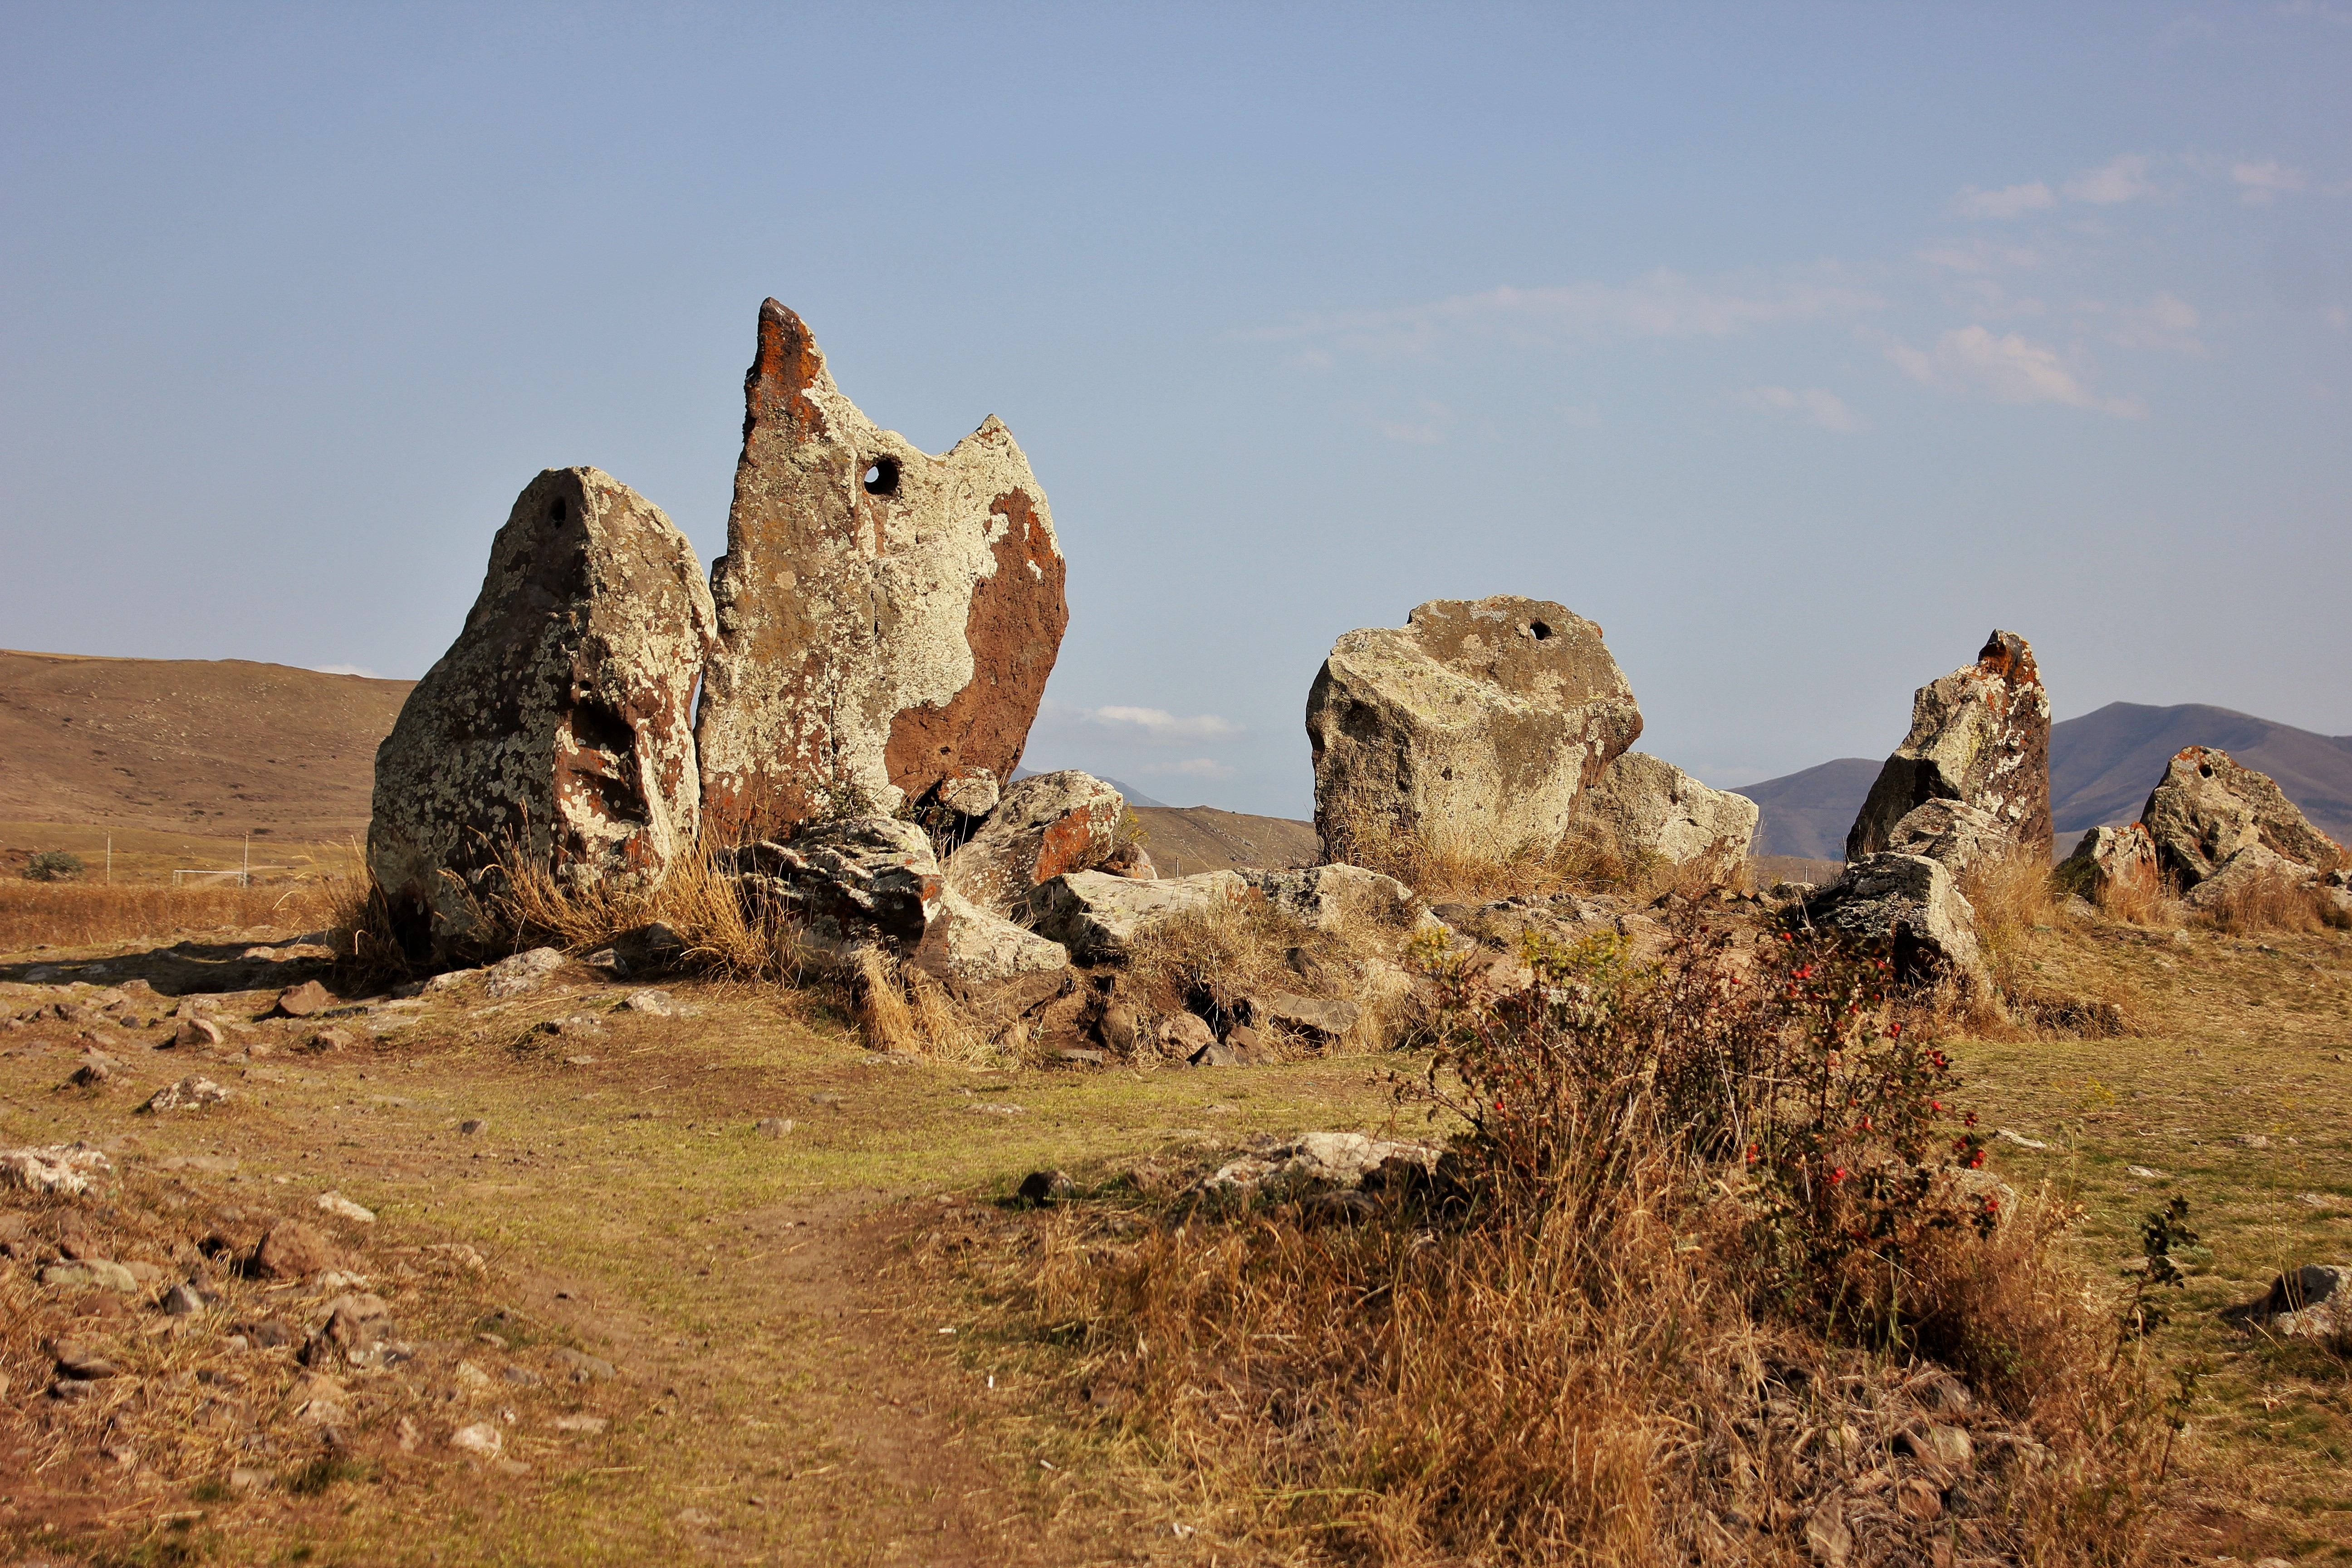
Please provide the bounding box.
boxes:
[3,2,2345,817]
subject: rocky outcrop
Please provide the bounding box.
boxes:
[942,770,1125,914]
[368,467,715,960]
[2180,841,2312,912]
[908,887,1071,984]
[1023,869,1248,963]
[696,301,1068,839]
[1847,631,2051,865]
[1564,750,1757,886]
[1239,863,1428,932]
[2055,823,2161,906]
[1882,799,2009,882]
[2141,746,2345,892]
[1796,853,1987,995]
[1188,1132,1442,1205]
[1307,596,1642,866]
[727,817,942,962]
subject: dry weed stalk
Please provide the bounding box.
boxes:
[2191,867,2346,936]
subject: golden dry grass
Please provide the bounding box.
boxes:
[982,923,2174,1565]
[0,880,336,955]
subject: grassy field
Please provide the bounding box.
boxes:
[0,898,2347,1564]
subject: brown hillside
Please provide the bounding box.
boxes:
[0,649,413,843]
[1131,805,1320,873]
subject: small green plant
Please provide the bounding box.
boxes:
[2121,1196,2200,1336]
[23,849,85,882]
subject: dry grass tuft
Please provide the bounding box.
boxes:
[1123,891,1426,1053]
[466,841,796,977]
[2191,868,2347,936]
[991,921,2173,1563]
[0,880,336,955]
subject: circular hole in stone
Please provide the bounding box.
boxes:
[862,457,901,497]
[1529,620,1553,640]
[548,498,566,522]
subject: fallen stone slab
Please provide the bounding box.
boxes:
[1023,870,1248,963]
[907,887,1071,984]
[1188,1131,1443,1204]
[726,817,941,960]
[1238,863,1427,933]
[0,1143,112,1195]
[1793,853,1988,996]
[143,1076,231,1113]
[944,770,1126,914]
[484,948,568,999]
[2056,822,2161,908]
[1563,750,1758,887]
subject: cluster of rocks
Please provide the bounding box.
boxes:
[1305,595,1758,883]
[2058,744,2347,914]
[368,301,1070,963]
[1781,631,2054,996]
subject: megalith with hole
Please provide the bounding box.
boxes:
[695,299,1069,840]
[1305,596,1644,866]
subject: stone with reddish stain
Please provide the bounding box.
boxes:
[2141,745,2346,891]
[696,300,1068,838]
[368,467,715,961]
[1847,630,2052,864]
[943,770,1126,914]
[1306,597,1643,865]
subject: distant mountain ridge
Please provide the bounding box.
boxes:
[1735,702,2352,861]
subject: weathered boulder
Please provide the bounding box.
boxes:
[1882,799,2010,882]
[0,1143,110,1195]
[1796,853,1988,996]
[1240,863,1427,932]
[2055,823,2161,906]
[696,300,1069,838]
[942,770,1124,914]
[1307,596,1643,865]
[368,467,715,960]
[1023,869,1248,963]
[2180,841,2310,912]
[1188,1132,1442,1204]
[1847,631,2051,864]
[2141,746,2344,891]
[484,947,567,999]
[727,817,942,962]
[907,887,1071,985]
[1563,750,1758,886]
[1099,842,1156,880]
[2228,1264,2351,1338]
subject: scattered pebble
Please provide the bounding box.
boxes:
[316,1191,377,1224]
[2124,1166,2169,1180]
[460,1119,487,1136]
[1994,1128,2049,1152]
[450,1422,505,1457]
[755,1117,794,1138]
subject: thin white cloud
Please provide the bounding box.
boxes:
[2232,160,2306,204]
[1079,705,1242,743]
[1953,182,2055,220]
[1918,240,2045,274]
[2062,154,2157,206]
[1874,325,2145,416]
[312,663,385,679]
[1733,385,1868,432]
[1370,399,1452,444]
[2082,291,2205,354]
[1254,269,1884,355]
[1134,758,1238,781]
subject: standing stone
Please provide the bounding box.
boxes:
[368,468,715,960]
[2141,745,2345,891]
[1796,854,1988,997]
[1846,631,2051,864]
[696,300,1068,839]
[1882,799,2010,882]
[2055,823,2161,906]
[1563,751,1758,887]
[1307,597,1643,866]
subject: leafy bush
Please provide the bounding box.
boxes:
[22,850,85,882]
